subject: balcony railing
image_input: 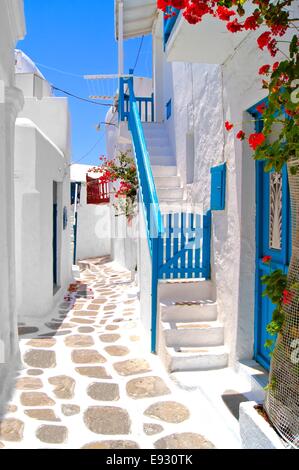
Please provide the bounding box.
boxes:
[164,7,180,47]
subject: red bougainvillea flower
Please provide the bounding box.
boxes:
[285,109,294,117]
[256,103,267,114]
[282,289,294,305]
[259,64,271,75]
[216,6,236,21]
[271,24,287,37]
[226,18,243,33]
[262,256,272,264]
[171,0,187,8]
[272,61,280,71]
[157,0,169,11]
[225,121,234,131]
[244,14,259,31]
[267,38,278,57]
[236,130,246,140]
[257,31,272,50]
[183,2,211,24]
[249,132,266,150]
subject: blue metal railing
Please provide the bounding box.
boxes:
[119,75,212,353]
[123,95,154,123]
[164,7,180,47]
[120,75,163,353]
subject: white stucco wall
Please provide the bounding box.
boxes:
[105,107,139,273]
[137,201,153,350]
[70,164,111,261]
[153,16,296,368]
[14,118,72,319]
[13,65,73,322]
[0,0,26,414]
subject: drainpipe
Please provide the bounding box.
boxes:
[118,1,124,77]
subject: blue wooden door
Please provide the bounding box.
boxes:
[252,104,292,370]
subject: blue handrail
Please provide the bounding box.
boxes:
[120,76,164,245]
[119,75,163,353]
[119,75,212,354]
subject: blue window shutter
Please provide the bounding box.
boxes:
[210,163,226,211]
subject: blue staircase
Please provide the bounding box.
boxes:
[119,75,212,353]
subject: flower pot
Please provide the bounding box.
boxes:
[264,160,299,448]
[239,401,286,449]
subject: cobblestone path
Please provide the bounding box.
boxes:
[0,258,222,449]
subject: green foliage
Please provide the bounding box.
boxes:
[254,35,299,173]
[90,152,138,219]
[261,268,288,342]
[264,376,277,391]
[261,269,288,304]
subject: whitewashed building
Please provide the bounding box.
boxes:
[0,0,26,411]
[14,51,73,321]
[107,0,297,391]
[70,164,111,262]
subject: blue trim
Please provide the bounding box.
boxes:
[164,7,180,47]
[120,77,155,123]
[202,210,212,279]
[63,206,68,231]
[249,100,292,370]
[53,203,58,286]
[210,163,226,211]
[71,182,81,205]
[73,212,78,266]
[166,99,172,120]
[119,76,163,353]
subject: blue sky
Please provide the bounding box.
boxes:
[18,0,153,166]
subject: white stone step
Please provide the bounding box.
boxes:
[149,146,174,157]
[166,345,229,372]
[146,136,170,147]
[154,176,181,188]
[157,187,184,200]
[159,279,215,302]
[142,122,167,135]
[163,320,224,347]
[161,299,218,322]
[152,166,177,177]
[150,156,176,166]
[159,201,193,213]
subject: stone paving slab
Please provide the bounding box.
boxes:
[0,257,240,449]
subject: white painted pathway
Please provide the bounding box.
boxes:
[0,258,247,449]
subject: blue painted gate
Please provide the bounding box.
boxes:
[251,102,292,370]
[158,211,211,280]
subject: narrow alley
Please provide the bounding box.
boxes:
[0,258,243,449]
[1,0,298,453]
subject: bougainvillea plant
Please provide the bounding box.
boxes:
[261,256,298,348]
[158,0,299,380]
[158,0,299,173]
[90,152,138,220]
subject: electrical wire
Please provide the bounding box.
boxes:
[132,35,144,73]
[52,86,113,107]
[71,113,118,166]
[71,136,105,166]
[34,61,83,78]
[20,60,118,166]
